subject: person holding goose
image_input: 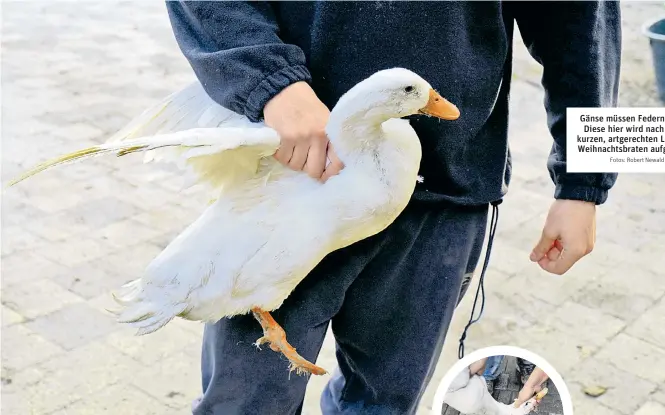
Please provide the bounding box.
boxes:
[163,2,620,414]
[9,2,621,415]
[443,357,548,415]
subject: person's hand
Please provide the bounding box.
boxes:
[514,384,542,407]
[263,81,344,181]
[469,358,488,375]
[513,367,549,408]
[530,199,596,275]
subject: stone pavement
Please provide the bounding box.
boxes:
[1,2,664,415]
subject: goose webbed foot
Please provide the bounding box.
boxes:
[251,307,327,376]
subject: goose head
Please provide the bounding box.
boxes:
[512,387,548,414]
[329,67,460,128]
[510,398,539,415]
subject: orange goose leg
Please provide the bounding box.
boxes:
[251,307,327,376]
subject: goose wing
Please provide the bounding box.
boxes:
[8,83,282,193]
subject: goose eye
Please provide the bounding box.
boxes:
[404,86,414,93]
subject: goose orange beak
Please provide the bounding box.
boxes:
[418,89,460,120]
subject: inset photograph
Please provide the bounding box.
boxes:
[434,347,572,415]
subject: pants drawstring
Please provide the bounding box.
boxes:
[458,199,502,359]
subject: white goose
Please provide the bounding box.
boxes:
[444,367,546,415]
[9,68,460,375]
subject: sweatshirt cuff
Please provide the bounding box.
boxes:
[244,65,312,122]
[554,184,609,205]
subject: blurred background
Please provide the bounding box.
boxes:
[2,2,664,414]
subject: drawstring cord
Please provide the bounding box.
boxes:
[458,199,502,359]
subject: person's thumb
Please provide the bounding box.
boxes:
[530,229,558,262]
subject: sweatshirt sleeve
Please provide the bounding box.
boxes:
[513,1,621,205]
[165,1,312,122]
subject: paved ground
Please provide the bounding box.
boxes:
[2,2,664,415]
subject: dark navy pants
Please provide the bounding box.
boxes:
[192,202,489,415]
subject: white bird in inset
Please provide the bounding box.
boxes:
[8,68,460,375]
[444,366,546,415]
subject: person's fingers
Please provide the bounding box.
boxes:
[321,160,343,182]
[524,397,540,410]
[303,137,328,179]
[546,246,561,261]
[513,398,527,408]
[327,143,343,166]
[537,243,586,275]
[530,229,558,262]
[514,389,535,407]
[273,141,295,165]
[321,143,344,182]
[469,358,488,375]
[288,142,309,171]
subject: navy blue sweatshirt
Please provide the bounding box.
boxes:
[165,1,621,206]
